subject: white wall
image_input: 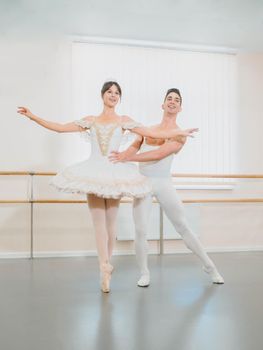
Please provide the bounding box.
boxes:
[1,35,263,257]
[0,36,73,171]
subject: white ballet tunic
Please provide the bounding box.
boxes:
[50,118,151,199]
[139,141,174,178]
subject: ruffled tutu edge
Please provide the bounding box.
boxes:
[49,177,151,199]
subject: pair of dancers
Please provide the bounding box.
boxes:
[17,81,224,293]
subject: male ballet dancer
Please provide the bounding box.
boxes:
[110,88,224,287]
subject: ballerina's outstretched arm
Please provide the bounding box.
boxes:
[17,107,92,133]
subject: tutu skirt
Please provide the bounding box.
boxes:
[50,157,151,199]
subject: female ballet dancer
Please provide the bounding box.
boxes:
[17,82,197,293]
[110,88,224,287]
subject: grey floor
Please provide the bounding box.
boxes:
[0,252,263,350]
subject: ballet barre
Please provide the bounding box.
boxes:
[172,173,263,179]
[2,171,263,178]
[1,171,263,258]
[2,198,263,204]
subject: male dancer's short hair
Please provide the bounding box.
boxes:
[164,88,182,105]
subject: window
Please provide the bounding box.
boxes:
[72,39,237,179]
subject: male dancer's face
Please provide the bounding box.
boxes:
[162,92,182,115]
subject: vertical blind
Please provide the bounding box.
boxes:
[72,41,237,177]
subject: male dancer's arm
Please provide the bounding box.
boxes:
[122,116,198,140]
[112,136,143,162]
[110,139,185,163]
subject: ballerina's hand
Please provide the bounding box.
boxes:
[109,151,128,163]
[17,106,34,119]
[180,128,199,138]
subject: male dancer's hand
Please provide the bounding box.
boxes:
[109,151,129,163]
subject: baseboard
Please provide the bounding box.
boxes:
[0,252,31,259]
[163,246,263,254]
[34,251,97,258]
[205,246,263,253]
[1,246,263,259]
[0,250,136,259]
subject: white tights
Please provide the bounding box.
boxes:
[133,178,216,274]
[88,194,120,264]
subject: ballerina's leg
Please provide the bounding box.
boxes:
[105,198,120,260]
[88,194,109,263]
[87,194,114,292]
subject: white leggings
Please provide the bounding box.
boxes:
[88,194,120,264]
[133,177,216,274]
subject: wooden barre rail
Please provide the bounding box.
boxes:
[0,171,33,176]
[1,198,263,204]
[172,173,263,179]
[1,171,263,179]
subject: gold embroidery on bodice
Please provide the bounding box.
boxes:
[93,123,119,156]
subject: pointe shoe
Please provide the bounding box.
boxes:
[203,266,224,284]
[100,263,114,293]
[137,274,150,287]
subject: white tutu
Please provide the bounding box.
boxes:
[50,117,151,199]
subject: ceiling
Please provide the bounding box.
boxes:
[1,0,263,51]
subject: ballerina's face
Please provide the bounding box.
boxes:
[163,92,182,114]
[102,84,121,108]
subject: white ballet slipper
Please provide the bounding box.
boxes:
[100,262,114,293]
[137,274,150,287]
[203,266,224,284]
